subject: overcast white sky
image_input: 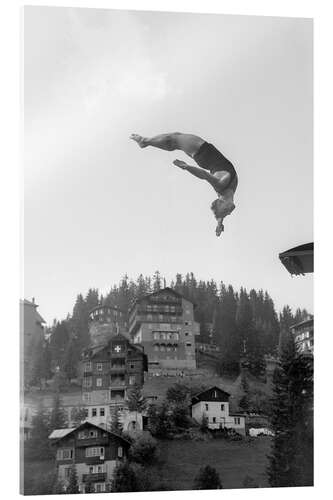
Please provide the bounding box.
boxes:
[23,6,313,324]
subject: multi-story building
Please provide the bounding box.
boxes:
[49,421,130,493]
[81,333,147,408]
[290,316,314,355]
[20,298,46,387]
[128,288,199,372]
[88,304,128,345]
[191,386,246,435]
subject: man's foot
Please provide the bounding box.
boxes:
[173,159,190,170]
[130,134,148,148]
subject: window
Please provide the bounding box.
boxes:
[205,404,209,411]
[92,408,97,417]
[84,361,92,371]
[147,314,153,321]
[185,332,189,336]
[154,345,159,351]
[78,431,86,439]
[221,404,225,411]
[57,448,73,460]
[100,408,105,417]
[89,430,98,438]
[85,447,104,458]
[83,393,91,403]
[234,417,241,425]
[212,417,216,423]
[159,314,163,321]
[96,363,103,371]
[95,483,106,493]
[64,467,71,478]
[186,343,192,347]
[96,378,102,387]
[83,377,92,388]
[118,446,123,458]
[89,464,105,474]
[129,375,136,385]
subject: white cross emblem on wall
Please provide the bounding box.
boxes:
[114,345,121,353]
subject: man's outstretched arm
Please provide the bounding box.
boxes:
[173,159,220,190]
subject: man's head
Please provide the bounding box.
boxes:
[211,198,235,236]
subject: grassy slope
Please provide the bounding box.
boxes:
[158,437,272,490]
[23,438,272,493]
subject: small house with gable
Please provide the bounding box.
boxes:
[49,421,130,493]
[191,386,246,435]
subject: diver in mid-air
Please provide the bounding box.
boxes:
[130,132,238,236]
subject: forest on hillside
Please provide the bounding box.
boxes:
[27,271,311,388]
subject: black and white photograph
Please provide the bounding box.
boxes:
[20,4,313,495]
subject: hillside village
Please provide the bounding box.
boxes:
[21,274,313,494]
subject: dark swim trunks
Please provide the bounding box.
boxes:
[194,142,237,182]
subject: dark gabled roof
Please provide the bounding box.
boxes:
[89,304,127,315]
[191,386,231,405]
[279,242,314,276]
[48,421,131,445]
[82,334,147,360]
[290,315,314,330]
[129,287,195,312]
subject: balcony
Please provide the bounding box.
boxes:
[82,473,107,483]
[110,365,126,373]
[110,378,126,388]
[76,436,109,448]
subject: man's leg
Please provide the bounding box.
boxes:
[130,132,204,157]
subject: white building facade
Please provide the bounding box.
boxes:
[191,386,246,435]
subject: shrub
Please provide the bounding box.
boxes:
[243,475,259,488]
[129,434,159,466]
[112,462,166,492]
[193,465,223,490]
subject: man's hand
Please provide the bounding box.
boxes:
[216,220,224,237]
[173,159,190,170]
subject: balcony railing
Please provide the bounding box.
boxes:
[82,473,107,483]
[110,365,126,372]
[110,379,126,387]
[76,436,109,447]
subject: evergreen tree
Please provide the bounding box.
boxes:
[71,406,88,427]
[127,385,147,412]
[193,465,223,490]
[109,407,123,434]
[49,393,67,430]
[267,332,313,487]
[26,400,52,461]
[61,337,78,381]
[31,338,52,388]
[49,320,70,366]
[216,284,240,375]
[166,383,190,404]
[66,465,79,494]
[239,373,251,412]
[112,462,139,492]
[152,270,162,292]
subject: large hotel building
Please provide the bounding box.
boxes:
[128,288,200,372]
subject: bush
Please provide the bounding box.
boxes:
[193,465,223,490]
[242,475,259,488]
[129,434,159,465]
[112,462,166,492]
